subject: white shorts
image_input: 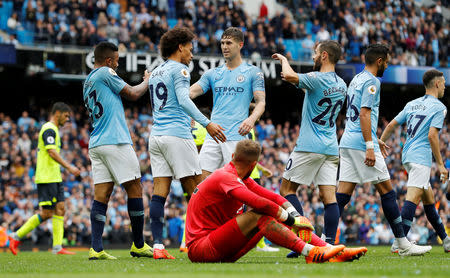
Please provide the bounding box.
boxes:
[89,144,141,185]
[282,151,339,186]
[404,163,431,189]
[339,148,390,184]
[199,139,239,172]
[149,135,201,179]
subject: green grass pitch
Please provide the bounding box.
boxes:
[1,246,449,278]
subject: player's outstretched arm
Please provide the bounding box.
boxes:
[271,53,299,85]
[47,149,80,176]
[360,107,375,167]
[239,92,265,136]
[189,83,204,100]
[119,70,151,101]
[429,126,448,181]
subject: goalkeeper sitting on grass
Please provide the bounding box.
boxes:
[185,139,366,263]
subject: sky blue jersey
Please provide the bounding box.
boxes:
[196,62,265,141]
[394,95,447,167]
[340,70,381,152]
[294,71,347,156]
[83,66,130,149]
[149,59,210,139]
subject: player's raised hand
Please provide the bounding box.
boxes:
[238,117,254,136]
[378,139,390,158]
[69,165,81,176]
[271,53,287,62]
[364,149,376,167]
[206,122,226,143]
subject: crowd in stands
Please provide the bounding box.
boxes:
[1,104,449,248]
[0,0,448,66]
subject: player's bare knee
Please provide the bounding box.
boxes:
[374,180,393,195]
[280,179,297,196]
[123,179,143,198]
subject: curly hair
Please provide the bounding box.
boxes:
[160,27,195,59]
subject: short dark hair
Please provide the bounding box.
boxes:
[221,27,244,43]
[51,102,71,115]
[423,69,444,88]
[365,44,390,65]
[160,27,195,59]
[94,41,118,63]
[318,40,342,64]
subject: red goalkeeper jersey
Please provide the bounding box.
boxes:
[186,162,287,247]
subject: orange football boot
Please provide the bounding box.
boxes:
[153,248,175,259]
[305,244,345,264]
[328,247,367,262]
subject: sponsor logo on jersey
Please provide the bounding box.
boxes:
[307,72,316,78]
[214,87,244,93]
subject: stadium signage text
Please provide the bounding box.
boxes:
[85,52,277,79]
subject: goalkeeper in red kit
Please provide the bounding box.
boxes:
[186,139,367,263]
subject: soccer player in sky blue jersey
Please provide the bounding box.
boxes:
[148,27,225,259]
[83,42,153,260]
[272,41,365,257]
[336,44,431,256]
[380,69,450,252]
[190,27,266,181]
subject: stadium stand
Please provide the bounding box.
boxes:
[0,107,448,247]
[0,0,448,65]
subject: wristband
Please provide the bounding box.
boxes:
[365,141,374,149]
[283,214,295,226]
[286,206,300,217]
[279,209,288,222]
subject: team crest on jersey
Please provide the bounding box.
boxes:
[108,68,117,76]
[368,85,376,95]
[236,75,245,83]
[47,136,55,144]
[180,68,190,78]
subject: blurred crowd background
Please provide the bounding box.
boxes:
[0,0,448,66]
[1,105,449,248]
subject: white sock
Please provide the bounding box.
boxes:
[153,243,164,250]
[301,243,314,256]
[397,237,411,249]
